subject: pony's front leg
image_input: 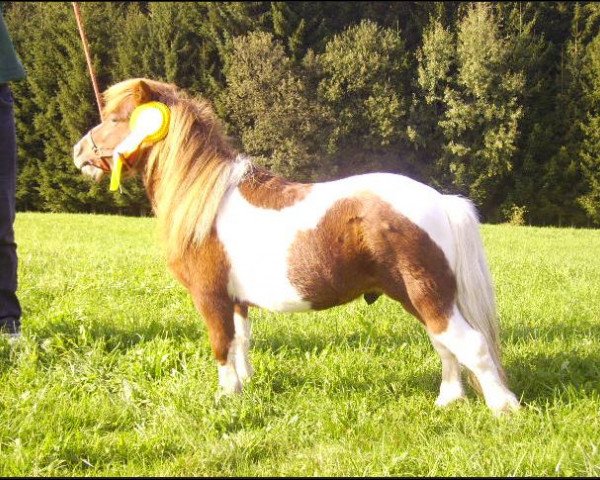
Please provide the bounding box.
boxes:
[233,304,254,383]
[192,292,242,396]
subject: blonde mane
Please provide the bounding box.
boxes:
[103,78,244,262]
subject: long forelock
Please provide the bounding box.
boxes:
[102,78,178,117]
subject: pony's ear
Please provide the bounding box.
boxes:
[134,80,153,104]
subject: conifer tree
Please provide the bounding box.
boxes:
[5,3,43,211]
[417,3,525,218]
[537,2,589,226]
[220,31,331,180]
[3,1,598,226]
[579,11,600,224]
[317,20,412,176]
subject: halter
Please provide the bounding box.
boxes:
[86,128,114,172]
[82,102,170,191]
[85,127,141,173]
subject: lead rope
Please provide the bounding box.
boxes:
[72,2,104,121]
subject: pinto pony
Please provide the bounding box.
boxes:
[73,78,520,413]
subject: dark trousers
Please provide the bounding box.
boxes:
[0,84,21,329]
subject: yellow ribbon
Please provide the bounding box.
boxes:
[109,102,170,192]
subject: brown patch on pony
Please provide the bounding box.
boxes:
[287,197,380,309]
[239,166,311,210]
[169,231,234,365]
[234,303,249,318]
[287,194,457,333]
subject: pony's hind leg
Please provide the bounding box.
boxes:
[430,308,520,414]
[379,259,517,413]
[382,280,467,408]
[233,304,254,383]
[427,333,465,406]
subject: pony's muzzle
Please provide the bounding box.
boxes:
[73,135,93,171]
[73,135,106,182]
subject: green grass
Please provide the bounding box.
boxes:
[1,212,599,476]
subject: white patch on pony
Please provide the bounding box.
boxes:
[432,308,520,414]
[233,310,253,383]
[217,348,242,396]
[428,334,465,406]
[216,172,455,312]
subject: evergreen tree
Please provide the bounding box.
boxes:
[537,2,589,226]
[4,1,598,227]
[114,3,219,97]
[417,3,525,218]
[220,31,331,180]
[5,3,43,211]
[496,3,557,224]
[579,12,600,224]
[317,20,413,177]
[8,2,149,214]
[414,16,456,189]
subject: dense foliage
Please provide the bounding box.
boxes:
[5,2,600,225]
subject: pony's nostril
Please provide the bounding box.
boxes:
[74,142,83,157]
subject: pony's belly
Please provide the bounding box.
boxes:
[216,188,326,313]
[225,256,312,312]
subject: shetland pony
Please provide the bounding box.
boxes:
[73,78,520,413]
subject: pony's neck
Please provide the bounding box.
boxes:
[143,144,249,262]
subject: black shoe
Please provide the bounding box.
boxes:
[0,317,21,337]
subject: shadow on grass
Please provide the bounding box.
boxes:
[251,326,440,397]
[503,322,600,404]
[265,364,440,398]
[15,307,597,407]
[0,315,209,376]
[29,310,207,347]
[0,308,443,398]
[252,324,425,355]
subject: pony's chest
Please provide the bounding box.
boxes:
[215,190,325,312]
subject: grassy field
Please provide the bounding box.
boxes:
[0,212,598,476]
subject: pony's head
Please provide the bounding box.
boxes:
[73,78,178,183]
[73,78,243,261]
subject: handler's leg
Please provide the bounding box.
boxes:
[0,84,21,335]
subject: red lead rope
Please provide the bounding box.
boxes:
[72,2,104,122]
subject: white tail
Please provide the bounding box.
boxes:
[442,195,507,385]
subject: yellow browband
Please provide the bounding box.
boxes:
[110,101,171,191]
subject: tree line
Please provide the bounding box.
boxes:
[5,2,600,226]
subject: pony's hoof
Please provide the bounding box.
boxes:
[489,393,521,416]
[434,384,466,407]
[435,392,466,407]
[237,364,254,383]
[214,384,242,403]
